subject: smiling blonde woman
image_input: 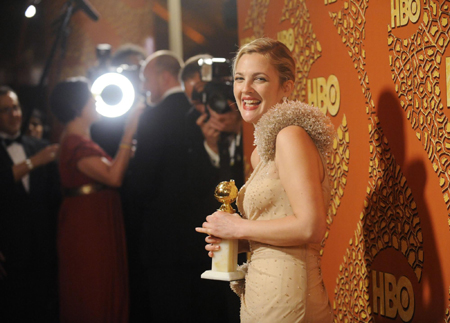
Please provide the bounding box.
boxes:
[197,38,335,323]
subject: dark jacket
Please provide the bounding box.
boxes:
[0,135,61,322]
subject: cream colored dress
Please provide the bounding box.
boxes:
[233,100,335,323]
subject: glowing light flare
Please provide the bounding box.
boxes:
[25,5,36,18]
[91,73,135,118]
[198,57,226,66]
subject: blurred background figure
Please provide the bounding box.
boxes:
[180,54,245,322]
[123,50,198,322]
[110,43,147,68]
[26,108,46,139]
[181,54,245,191]
[90,43,148,158]
[0,86,61,323]
[50,77,142,323]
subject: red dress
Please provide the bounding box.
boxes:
[58,134,128,322]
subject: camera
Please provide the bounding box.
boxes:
[191,58,235,114]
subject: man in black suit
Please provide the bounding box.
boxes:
[181,55,245,323]
[181,54,245,208]
[124,51,199,322]
[0,86,60,322]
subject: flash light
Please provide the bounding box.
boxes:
[91,72,135,118]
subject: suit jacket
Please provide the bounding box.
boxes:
[124,92,193,266]
[0,135,61,321]
[123,92,243,323]
[185,107,245,215]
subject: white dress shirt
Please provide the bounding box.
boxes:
[0,132,30,192]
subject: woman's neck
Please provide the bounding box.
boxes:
[65,118,91,139]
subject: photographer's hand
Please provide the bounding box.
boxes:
[207,107,242,134]
[196,113,220,153]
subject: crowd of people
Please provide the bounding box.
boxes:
[0,38,334,323]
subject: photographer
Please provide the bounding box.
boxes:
[181,54,245,188]
[180,55,245,323]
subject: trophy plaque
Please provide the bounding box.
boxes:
[201,180,245,281]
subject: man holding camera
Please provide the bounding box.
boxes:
[180,54,245,323]
[181,54,245,198]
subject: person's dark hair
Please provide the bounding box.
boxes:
[111,43,147,67]
[50,77,92,124]
[180,54,212,83]
[0,85,15,97]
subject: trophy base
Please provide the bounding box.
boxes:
[201,270,245,281]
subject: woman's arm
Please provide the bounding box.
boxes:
[76,149,133,188]
[77,103,143,187]
[198,125,328,246]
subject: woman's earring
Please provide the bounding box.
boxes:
[282,96,288,102]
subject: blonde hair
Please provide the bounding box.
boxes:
[232,38,296,84]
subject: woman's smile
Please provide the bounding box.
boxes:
[242,97,261,110]
[233,53,290,124]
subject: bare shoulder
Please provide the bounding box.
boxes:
[276,125,315,151]
[275,125,322,173]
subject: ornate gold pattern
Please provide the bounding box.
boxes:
[388,1,450,220]
[329,0,423,321]
[281,0,322,102]
[387,1,450,319]
[447,286,450,323]
[322,115,350,256]
[243,0,270,38]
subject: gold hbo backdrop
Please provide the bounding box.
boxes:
[237,0,450,322]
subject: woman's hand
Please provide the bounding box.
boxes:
[204,235,222,258]
[196,211,243,240]
[123,99,145,141]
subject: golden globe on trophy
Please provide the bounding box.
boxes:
[201,180,245,281]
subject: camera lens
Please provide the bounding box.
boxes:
[209,92,230,114]
[205,82,234,114]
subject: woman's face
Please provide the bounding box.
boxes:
[81,96,100,124]
[233,53,292,124]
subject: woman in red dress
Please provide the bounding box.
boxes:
[50,77,142,323]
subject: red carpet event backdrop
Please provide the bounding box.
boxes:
[237,0,450,322]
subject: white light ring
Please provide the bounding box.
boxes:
[91,73,135,118]
[25,5,36,18]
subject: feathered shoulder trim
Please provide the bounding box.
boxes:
[254,100,336,163]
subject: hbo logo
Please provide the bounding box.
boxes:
[372,270,414,322]
[391,0,421,28]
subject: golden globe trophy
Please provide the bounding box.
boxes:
[201,180,245,281]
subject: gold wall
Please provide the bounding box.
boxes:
[237,0,450,321]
